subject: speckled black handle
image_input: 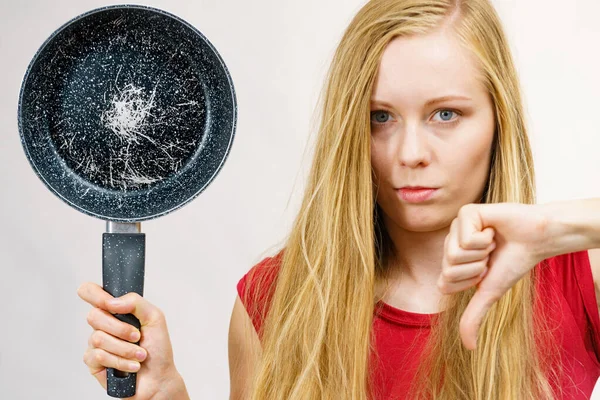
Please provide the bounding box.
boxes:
[102,232,145,398]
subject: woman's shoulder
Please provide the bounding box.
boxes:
[236,249,285,336]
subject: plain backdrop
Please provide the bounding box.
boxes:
[1,0,600,398]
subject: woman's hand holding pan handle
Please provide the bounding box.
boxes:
[77,282,191,400]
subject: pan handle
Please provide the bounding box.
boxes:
[102,231,145,398]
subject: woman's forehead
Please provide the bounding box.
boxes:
[372,31,486,105]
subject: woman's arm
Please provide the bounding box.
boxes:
[439,199,600,349]
[540,198,600,310]
[588,248,600,314]
[228,295,262,400]
[540,197,600,259]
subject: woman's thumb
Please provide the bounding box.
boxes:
[104,292,163,327]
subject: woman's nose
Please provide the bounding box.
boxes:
[398,125,430,168]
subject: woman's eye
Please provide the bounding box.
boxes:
[432,109,459,124]
[369,109,461,127]
[370,110,392,124]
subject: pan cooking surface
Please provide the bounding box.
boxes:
[19,5,237,221]
[40,8,207,190]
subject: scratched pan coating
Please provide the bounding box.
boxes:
[18,4,237,222]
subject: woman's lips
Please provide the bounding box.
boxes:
[396,187,438,203]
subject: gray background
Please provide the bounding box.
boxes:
[1,0,599,398]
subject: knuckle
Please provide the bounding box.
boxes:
[116,357,132,372]
[125,292,140,302]
[476,258,489,270]
[94,350,105,364]
[459,236,475,249]
[128,292,145,304]
[122,326,134,339]
[83,349,90,365]
[90,331,104,348]
[127,348,137,360]
[441,268,453,281]
[115,357,124,371]
[437,279,447,293]
[450,218,458,229]
[446,248,460,264]
[86,309,97,325]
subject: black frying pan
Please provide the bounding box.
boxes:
[18,4,237,397]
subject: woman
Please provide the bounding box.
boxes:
[78,0,600,399]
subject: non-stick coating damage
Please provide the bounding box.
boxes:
[45,9,207,190]
[18,5,237,221]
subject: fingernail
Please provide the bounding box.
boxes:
[135,350,146,361]
[130,331,140,341]
[129,362,140,371]
[479,268,488,278]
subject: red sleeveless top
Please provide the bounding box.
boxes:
[236,250,600,399]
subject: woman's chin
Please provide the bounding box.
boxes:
[379,203,454,232]
[402,221,447,233]
[395,211,452,233]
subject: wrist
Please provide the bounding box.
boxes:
[157,370,190,400]
[539,200,600,260]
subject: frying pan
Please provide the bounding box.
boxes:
[17,4,237,397]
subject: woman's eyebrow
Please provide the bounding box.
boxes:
[370,95,472,108]
[424,95,472,106]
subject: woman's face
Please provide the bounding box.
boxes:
[370,28,496,233]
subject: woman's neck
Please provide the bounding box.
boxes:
[382,216,449,286]
[374,216,451,313]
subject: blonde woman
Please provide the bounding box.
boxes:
[78,0,600,399]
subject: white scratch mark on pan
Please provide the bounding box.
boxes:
[176,100,198,107]
[101,79,159,144]
[121,161,161,185]
[93,63,201,190]
[109,154,114,187]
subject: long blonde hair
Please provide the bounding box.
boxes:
[243,0,563,398]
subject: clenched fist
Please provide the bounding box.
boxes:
[78,282,189,399]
